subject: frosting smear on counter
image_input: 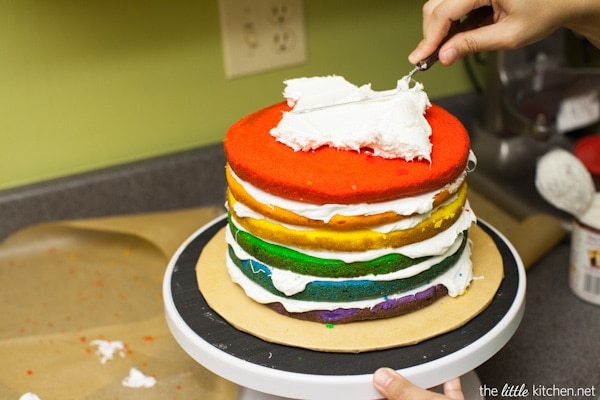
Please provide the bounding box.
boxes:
[270,75,432,161]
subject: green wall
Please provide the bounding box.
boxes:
[0,1,474,191]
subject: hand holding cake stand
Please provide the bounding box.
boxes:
[163,215,526,400]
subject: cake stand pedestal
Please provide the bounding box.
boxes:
[163,215,525,400]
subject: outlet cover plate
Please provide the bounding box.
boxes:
[218,0,307,78]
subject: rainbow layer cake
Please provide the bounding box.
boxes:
[222,76,477,324]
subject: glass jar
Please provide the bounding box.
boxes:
[570,194,600,305]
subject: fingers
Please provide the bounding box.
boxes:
[408,0,450,64]
[436,23,497,65]
[409,0,490,65]
[373,368,464,400]
[437,11,547,64]
[409,0,561,66]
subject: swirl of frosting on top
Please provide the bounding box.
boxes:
[269,75,432,161]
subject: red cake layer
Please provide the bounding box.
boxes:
[224,102,470,204]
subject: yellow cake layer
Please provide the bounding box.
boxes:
[228,183,468,252]
[226,164,461,231]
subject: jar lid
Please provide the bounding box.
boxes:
[574,134,600,176]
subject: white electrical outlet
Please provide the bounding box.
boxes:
[218,0,307,78]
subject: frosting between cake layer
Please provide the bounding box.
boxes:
[228,165,466,222]
[231,193,431,233]
[228,242,464,302]
[232,188,466,234]
[225,239,473,313]
[266,285,448,324]
[270,76,432,161]
[227,216,434,278]
[228,183,469,251]
[227,227,466,296]
[228,205,476,261]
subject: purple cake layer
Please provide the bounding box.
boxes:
[266,284,448,324]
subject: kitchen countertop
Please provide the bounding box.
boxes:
[1,92,598,398]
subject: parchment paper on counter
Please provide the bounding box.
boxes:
[0,207,235,400]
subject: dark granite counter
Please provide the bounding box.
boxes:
[477,240,599,399]
[1,93,598,399]
[0,143,227,243]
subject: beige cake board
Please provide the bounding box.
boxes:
[196,224,503,353]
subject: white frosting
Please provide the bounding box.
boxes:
[225,241,473,313]
[121,367,157,388]
[19,394,42,400]
[229,167,466,222]
[228,227,465,296]
[270,75,432,161]
[228,204,476,261]
[233,191,465,236]
[89,339,125,364]
[233,197,431,233]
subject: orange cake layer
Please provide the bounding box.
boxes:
[227,182,468,251]
[223,102,470,205]
[225,164,462,230]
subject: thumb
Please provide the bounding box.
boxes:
[443,377,465,400]
[373,368,434,399]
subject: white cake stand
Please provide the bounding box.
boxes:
[163,215,525,400]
